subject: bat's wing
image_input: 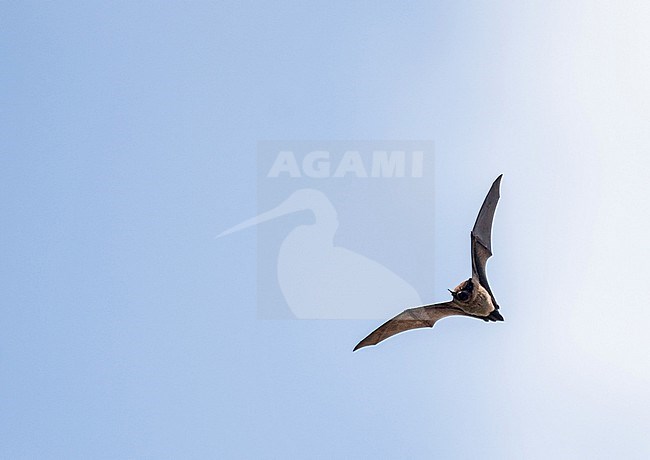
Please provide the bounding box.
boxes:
[353,302,468,351]
[471,174,502,305]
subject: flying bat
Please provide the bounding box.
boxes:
[354,175,504,351]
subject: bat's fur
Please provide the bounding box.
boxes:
[450,278,495,317]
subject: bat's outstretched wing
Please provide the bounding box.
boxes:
[471,174,502,306]
[353,303,468,351]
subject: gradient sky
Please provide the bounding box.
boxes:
[2,1,650,459]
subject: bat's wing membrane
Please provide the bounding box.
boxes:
[471,175,502,306]
[353,302,468,351]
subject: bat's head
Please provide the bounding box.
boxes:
[449,278,475,303]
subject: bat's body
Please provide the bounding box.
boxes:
[354,175,504,351]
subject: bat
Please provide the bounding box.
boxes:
[353,175,504,351]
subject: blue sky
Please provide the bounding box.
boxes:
[2,1,650,458]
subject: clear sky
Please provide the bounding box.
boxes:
[2,1,650,458]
